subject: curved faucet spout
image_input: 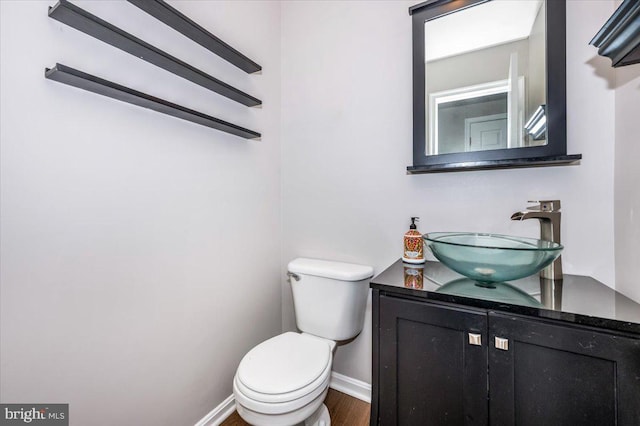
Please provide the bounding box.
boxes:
[511,210,558,223]
[510,211,527,221]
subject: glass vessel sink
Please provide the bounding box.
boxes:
[424,232,563,285]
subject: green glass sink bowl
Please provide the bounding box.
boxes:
[424,232,563,284]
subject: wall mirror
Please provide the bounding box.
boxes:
[408,0,581,173]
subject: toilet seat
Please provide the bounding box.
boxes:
[236,332,332,403]
[234,370,330,415]
[234,332,333,416]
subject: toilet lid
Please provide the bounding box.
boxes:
[237,332,331,396]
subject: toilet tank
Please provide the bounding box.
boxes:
[288,258,374,341]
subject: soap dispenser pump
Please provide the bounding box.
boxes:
[403,217,425,264]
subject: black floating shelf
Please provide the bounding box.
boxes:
[590,0,640,67]
[45,63,260,140]
[406,155,582,174]
[127,0,261,74]
[48,0,261,107]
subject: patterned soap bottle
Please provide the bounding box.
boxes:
[403,217,425,264]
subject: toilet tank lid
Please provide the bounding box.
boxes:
[288,258,374,281]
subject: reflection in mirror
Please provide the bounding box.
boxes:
[424,0,547,155]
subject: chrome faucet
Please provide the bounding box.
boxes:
[511,200,563,280]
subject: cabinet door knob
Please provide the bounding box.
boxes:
[468,333,482,346]
[495,336,509,351]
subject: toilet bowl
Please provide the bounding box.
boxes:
[233,258,373,426]
[233,333,335,426]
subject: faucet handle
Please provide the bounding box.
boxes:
[527,200,561,212]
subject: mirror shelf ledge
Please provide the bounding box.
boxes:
[406,154,582,174]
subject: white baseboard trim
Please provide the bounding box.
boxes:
[194,372,371,425]
[194,394,235,426]
[329,372,371,403]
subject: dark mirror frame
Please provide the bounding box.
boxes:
[408,0,581,173]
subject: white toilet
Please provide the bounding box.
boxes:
[233,258,374,426]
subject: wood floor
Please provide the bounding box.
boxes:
[221,388,370,426]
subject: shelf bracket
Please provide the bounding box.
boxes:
[127,0,262,74]
[48,0,261,106]
[45,63,261,140]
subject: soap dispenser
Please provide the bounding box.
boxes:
[403,217,425,264]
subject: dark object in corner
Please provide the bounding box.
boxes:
[45,63,261,140]
[127,0,262,74]
[590,0,640,67]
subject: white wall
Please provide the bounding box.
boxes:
[0,1,281,425]
[3,0,633,418]
[614,64,640,303]
[281,0,617,384]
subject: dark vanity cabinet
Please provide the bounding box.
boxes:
[488,312,640,425]
[371,261,640,426]
[377,295,488,425]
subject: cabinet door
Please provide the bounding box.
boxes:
[489,312,640,426]
[377,295,488,425]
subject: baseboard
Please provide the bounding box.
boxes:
[193,394,235,426]
[194,372,371,425]
[329,372,372,403]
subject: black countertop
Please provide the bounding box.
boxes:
[371,260,640,336]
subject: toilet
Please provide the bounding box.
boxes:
[233,258,374,426]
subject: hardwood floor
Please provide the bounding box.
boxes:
[323,389,370,425]
[221,388,370,425]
